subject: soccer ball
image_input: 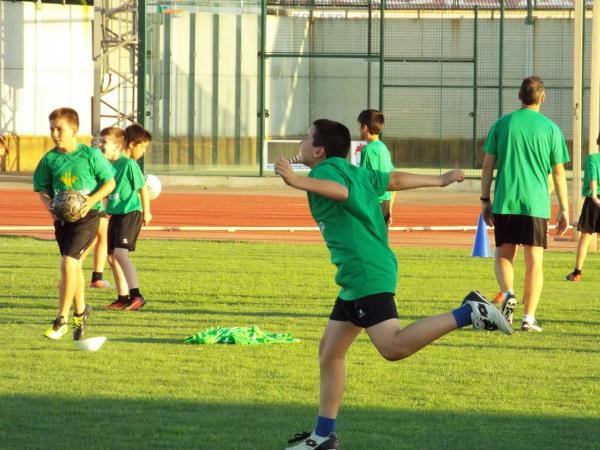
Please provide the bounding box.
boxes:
[145,174,161,200]
[52,190,87,222]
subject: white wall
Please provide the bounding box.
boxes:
[0,1,93,135]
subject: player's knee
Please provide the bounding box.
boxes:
[378,346,411,362]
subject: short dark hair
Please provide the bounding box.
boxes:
[312,119,351,159]
[519,76,545,106]
[48,107,79,129]
[100,126,126,150]
[357,109,384,135]
[124,123,152,146]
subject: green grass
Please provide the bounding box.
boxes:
[0,236,598,450]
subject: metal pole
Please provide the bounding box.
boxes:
[258,0,266,176]
[498,0,504,118]
[367,0,372,108]
[472,6,478,169]
[572,0,584,242]
[137,0,145,172]
[378,0,385,112]
[588,0,600,250]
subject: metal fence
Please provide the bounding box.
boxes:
[141,0,593,176]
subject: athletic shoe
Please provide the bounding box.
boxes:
[125,295,146,311]
[493,291,504,304]
[73,304,92,341]
[44,317,68,340]
[462,291,513,335]
[286,431,339,450]
[106,299,129,310]
[90,279,112,289]
[521,319,543,332]
[500,293,517,326]
[566,272,582,282]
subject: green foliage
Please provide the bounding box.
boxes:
[0,237,598,449]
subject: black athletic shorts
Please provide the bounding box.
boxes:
[577,197,600,233]
[108,211,143,253]
[54,210,100,259]
[329,292,398,328]
[493,214,548,248]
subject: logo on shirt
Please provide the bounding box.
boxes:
[60,171,78,188]
[122,238,128,244]
[318,222,326,233]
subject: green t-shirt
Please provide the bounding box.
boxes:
[308,157,397,301]
[483,108,570,219]
[582,153,600,197]
[359,140,395,202]
[106,154,145,215]
[32,144,115,211]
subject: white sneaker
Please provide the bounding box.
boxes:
[462,291,513,335]
[286,431,339,450]
[521,319,543,332]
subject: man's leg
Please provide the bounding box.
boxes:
[522,245,544,318]
[574,232,593,273]
[114,248,138,289]
[495,243,517,293]
[318,320,361,419]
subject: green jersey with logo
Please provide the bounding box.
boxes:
[484,108,570,219]
[32,144,115,211]
[106,154,145,215]
[308,157,397,300]
[359,140,395,202]
[582,153,600,197]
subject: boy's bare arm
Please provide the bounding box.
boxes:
[38,192,56,220]
[480,153,496,226]
[81,178,116,217]
[275,157,348,201]
[139,186,152,225]
[387,169,464,191]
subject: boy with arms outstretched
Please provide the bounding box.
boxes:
[275,119,512,450]
[103,124,152,311]
[34,107,115,340]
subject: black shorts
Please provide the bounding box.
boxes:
[577,197,600,233]
[493,214,548,248]
[54,210,100,259]
[108,211,143,253]
[329,292,398,328]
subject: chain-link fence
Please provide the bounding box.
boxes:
[142,0,593,176]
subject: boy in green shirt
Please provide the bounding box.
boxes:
[357,109,396,229]
[276,119,512,450]
[33,107,115,340]
[103,124,152,311]
[566,134,600,281]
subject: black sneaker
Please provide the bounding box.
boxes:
[500,293,517,326]
[461,290,513,335]
[73,304,92,341]
[286,431,339,450]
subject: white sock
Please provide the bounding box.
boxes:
[523,314,534,324]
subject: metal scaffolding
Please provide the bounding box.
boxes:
[92,0,139,134]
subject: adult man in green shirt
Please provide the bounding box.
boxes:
[481,76,570,332]
[276,119,511,450]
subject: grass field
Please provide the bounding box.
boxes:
[0,236,598,450]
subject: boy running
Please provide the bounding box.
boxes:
[104,124,152,311]
[275,119,512,450]
[33,107,115,340]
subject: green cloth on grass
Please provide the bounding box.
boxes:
[184,326,298,345]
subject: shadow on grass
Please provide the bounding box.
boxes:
[0,395,597,450]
